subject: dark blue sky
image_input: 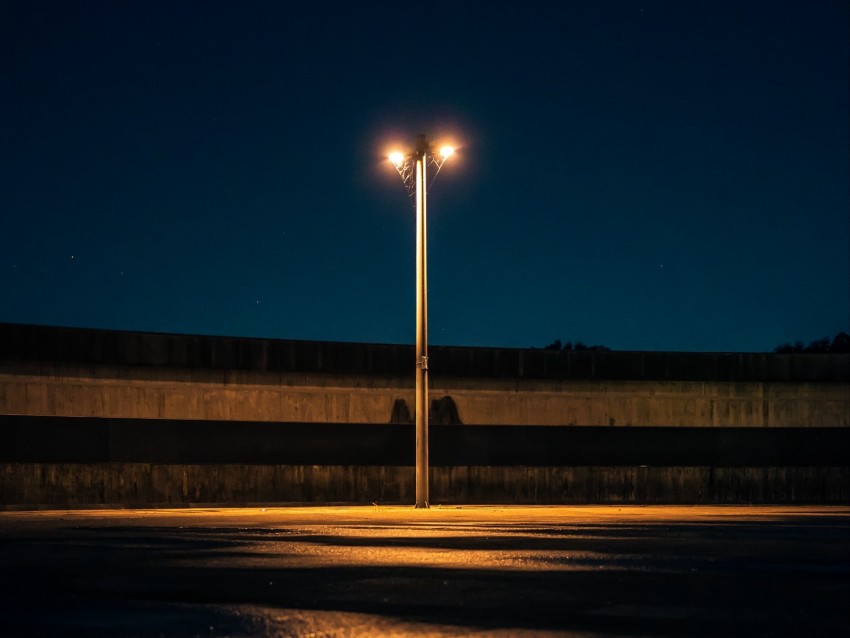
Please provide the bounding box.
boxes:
[2,0,848,352]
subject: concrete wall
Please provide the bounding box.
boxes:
[0,363,850,427]
[3,363,848,427]
[1,324,848,506]
[2,365,847,426]
[3,464,846,507]
[2,324,848,427]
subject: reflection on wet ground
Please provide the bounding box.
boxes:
[1,506,848,636]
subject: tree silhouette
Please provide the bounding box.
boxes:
[544,339,610,352]
[773,333,849,353]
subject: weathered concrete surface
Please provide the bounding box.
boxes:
[2,361,848,427]
[2,416,848,505]
[2,324,847,506]
[2,323,849,428]
[0,506,847,637]
[3,463,847,507]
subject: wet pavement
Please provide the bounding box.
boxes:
[0,505,848,637]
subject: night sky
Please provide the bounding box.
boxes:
[2,1,848,352]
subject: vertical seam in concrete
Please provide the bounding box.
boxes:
[761,382,769,427]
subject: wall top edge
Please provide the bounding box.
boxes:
[2,323,848,382]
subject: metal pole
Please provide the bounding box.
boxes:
[415,148,429,508]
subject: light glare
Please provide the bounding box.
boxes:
[389,151,404,166]
[439,146,455,159]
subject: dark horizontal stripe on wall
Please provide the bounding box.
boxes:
[432,426,850,467]
[0,417,413,465]
[1,416,847,467]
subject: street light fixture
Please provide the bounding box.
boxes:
[388,134,455,509]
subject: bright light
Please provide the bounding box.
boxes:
[389,151,405,166]
[439,145,455,159]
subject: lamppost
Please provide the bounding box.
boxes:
[389,134,455,509]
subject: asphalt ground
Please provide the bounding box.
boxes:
[0,505,848,637]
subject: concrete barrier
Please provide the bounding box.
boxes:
[1,415,848,506]
[2,463,846,507]
[1,324,848,506]
[2,324,848,427]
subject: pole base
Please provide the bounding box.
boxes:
[414,502,429,509]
